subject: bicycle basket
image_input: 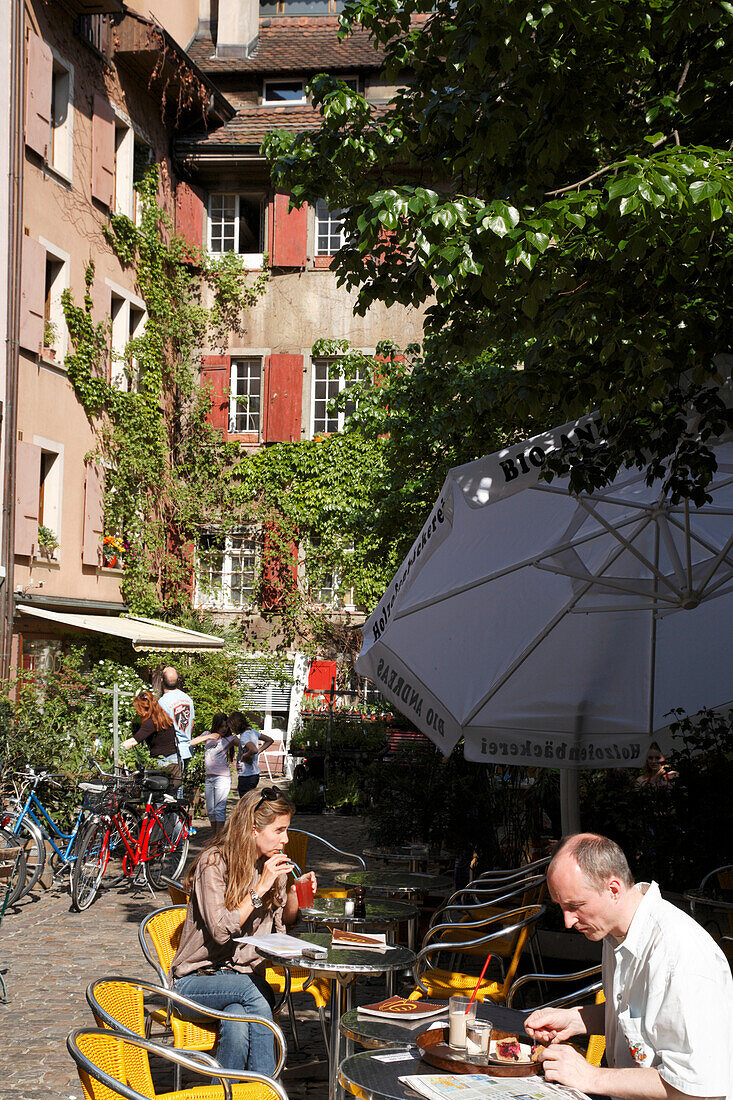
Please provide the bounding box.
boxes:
[79,781,119,814]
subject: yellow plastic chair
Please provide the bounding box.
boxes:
[507,964,606,1066]
[431,877,548,972]
[409,904,545,1004]
[86,975,287,1091]
[67,1026,287,1100]
[139,905,330,1054]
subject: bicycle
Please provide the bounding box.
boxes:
[71,769,190,911]
[1,768,110,899]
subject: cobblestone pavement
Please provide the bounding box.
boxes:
[0,806,394,1100]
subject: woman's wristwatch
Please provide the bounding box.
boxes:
[249,888,264,909]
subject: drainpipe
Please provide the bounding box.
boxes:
[1,0,24,678]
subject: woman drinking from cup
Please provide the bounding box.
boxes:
[169,787,317,1073]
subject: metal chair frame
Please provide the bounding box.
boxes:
[431,876,547,926]
[86,974,287,1075]
[413,904,546,997]
[285,828,367,872]
[507,964,602,1009]
[67,1026,289,1100]
[474,856,551,883]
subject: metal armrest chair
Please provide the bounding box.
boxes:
[159,876,189,905]
[507,965,605,1066]
[410,903,546,1004]
[87,974,287,1089]
[431,876,547,927]
[284,828,367,876]
[68,1026,289,1100]
[474,856,551,884]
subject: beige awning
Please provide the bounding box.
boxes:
[17,607,224,653]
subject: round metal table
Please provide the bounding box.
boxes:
[255,931,415,1100]
[338,1047,447,1100]
[336,871,453,897]
[340,999,530,1051]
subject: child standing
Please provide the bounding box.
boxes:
[190,713,237,835]
[230,711,274,797]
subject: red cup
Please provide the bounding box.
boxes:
[295,875,315,908]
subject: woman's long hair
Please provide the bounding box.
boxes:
[133,691,171,731]
[186,788,295,910]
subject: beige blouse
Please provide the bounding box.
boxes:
[170,851,287,979]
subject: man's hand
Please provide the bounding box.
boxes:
[541,1043,600,1093]
[525,1006,586,1044]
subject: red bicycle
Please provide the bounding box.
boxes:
[71,772,189,911]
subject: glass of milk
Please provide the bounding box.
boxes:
[448,996,476,1050]
[466,1019,492,1063]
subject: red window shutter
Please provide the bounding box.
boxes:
[200,354,231,433]
[271,193,308,268]
[19,236,45,353]
[91,94,115,208]
[82,463,105,567]
[25,32,53,159]
[306,660,338,694]
[175,181,204,254]
[14,441,42,557]
[264,354,303,443]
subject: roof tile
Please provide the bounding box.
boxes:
[176,101,389,151]
[187,19,384,74]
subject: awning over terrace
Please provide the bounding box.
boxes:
[17,606,224,653]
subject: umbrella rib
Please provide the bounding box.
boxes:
[534,562,680,604]
[532,485,657,511]
[392,512,644,622]
[696,530,733,592]
[666,514,733,577]
[656,514,688,590]
[576,499,680,594]
[462,536,632,726]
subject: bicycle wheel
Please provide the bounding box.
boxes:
[6,815,45,898]
[71,819,110,911]
[0,827,27,905]
[145,807,189,890]
[107,805,143,878]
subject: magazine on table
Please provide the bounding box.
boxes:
[330,928,388,950]
[358,996,446,1020]
[234,933,309,958]
[398,1074,591,1100]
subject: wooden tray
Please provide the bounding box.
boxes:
[416,1027,541,1077]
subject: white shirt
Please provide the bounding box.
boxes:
[237,731,260,777]
[159,689,195,761]
[603,881,733,1099]
[204,734,237,778]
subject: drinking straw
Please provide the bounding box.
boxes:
[466,953,494,1013]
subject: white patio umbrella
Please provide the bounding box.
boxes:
[356,413,733,832]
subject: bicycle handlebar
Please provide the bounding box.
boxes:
[17,768,63,788]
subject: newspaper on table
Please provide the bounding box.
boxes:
[398,1074,591,1100]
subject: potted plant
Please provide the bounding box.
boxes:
[102,535,125,568]
[37,524,59,560]
[43,320,57,359]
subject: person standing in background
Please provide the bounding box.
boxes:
[231,711,273,797]
[159,666,195,771]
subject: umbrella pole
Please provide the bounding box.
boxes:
[559,770,580,836]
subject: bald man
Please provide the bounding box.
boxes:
[158,666,194,768]
[526,833,733,1100]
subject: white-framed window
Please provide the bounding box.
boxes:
[49,55,73,179]
[40,238,70,363]
[106,279,147,391]
[263,79,306,104]
[308,539,357,611]
[229,359,262,434]
[196,527,259,611]
[114,115,153,221]
[34,435,64,556]
[208,194,265,265]
[311,359,366,436]
[315,199,347,256]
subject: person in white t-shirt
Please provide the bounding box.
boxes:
[230,711,273,798]
[158,667,195,768]
[525,833,733,1100]
[189,713,238,835]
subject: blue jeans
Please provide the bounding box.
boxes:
[173,969,276,1073]
[238,774,260,797]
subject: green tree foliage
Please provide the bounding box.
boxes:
[265,0,733,507]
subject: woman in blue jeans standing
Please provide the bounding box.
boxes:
[169,786,316,1072]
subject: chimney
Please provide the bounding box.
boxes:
[216,0,259,59]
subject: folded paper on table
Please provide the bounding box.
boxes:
[235,932,309,957]
[330,929,388,949]
[398,1074,592,1100]
[358,996,446,1020]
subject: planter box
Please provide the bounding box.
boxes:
[536,930,602,964]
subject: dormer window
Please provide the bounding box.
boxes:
[263,80,306,104]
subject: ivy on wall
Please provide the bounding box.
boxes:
[62,168,395,651]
